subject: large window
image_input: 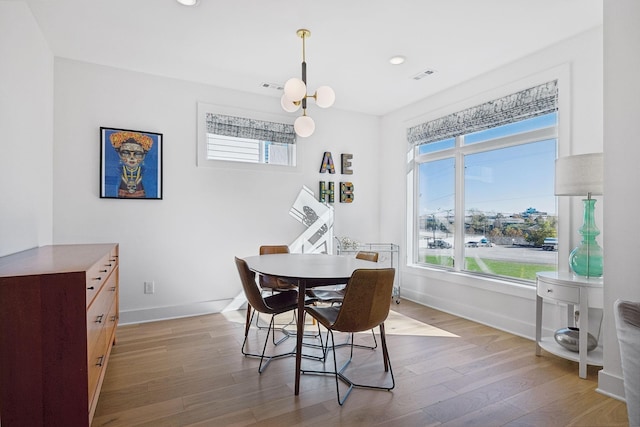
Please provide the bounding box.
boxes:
[409,82,559,283]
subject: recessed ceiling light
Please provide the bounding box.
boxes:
[389,55,406,65]
[176,0,199,6]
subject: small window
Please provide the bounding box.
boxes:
[206,135,295,165]
[197,103,296,168]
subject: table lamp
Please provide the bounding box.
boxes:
[555,153,604,277]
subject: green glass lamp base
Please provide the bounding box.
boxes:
[569,198,603,278]
[569,242,603,277]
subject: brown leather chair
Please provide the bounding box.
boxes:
[302,268,396,405]
[307,251,379,302]
[235,257,298,373]
[258,245,296,291]
[307,251,380,349]
[252,245,297,332]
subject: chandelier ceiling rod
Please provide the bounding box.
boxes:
[299,29,308,111]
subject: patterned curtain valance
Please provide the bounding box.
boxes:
[407,80,558,146]
[206,113,296,144]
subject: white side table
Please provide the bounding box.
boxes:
[535,271,604,378]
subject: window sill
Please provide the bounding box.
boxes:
[407,263,537,300]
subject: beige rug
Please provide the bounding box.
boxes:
[224,308,458,338]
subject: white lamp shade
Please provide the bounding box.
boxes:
[294,115,315,137]
[284,78,306,101]
[280,94,300,113]
[555,153,604,196]
[314,85,335,108]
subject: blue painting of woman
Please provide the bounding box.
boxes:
[102,129,161,199]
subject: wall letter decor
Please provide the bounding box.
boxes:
[340,182,354,203]
[319,181,335,203]
[319,151,335,173]
[341,154,353,175]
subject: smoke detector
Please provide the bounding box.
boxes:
[411,69,437,80]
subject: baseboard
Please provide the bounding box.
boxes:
[597,369,626,402]
[119,298,242,325]
[400,288,534,340]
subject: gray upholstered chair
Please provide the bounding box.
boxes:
[614,299,640,426]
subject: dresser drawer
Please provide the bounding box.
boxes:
[537,281,579,304]
[87,272,117,351]
[86,253,118,307]
[88,325,108,403]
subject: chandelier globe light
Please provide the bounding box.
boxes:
[294,114,315,138]
[281,29,335,137]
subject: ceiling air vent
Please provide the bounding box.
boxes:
[261,82,284,91]
[411,69,437,80]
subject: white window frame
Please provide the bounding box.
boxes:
[412,125,558,277]
[405,70,572,288]
[197,102,298,172]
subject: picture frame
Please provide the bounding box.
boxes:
[100,127,163,199]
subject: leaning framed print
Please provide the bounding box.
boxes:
[100,127,163,199]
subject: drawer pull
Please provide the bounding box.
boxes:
[87,286,95,290]
[100,269,108,273]
[105,263,112,267]
[547,289,553,293]
[96,314,104,323]
[92,277,102,281]
[96,355,105,367]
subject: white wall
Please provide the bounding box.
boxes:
[380,26,604,335]
[5,0,634,403]
[598,0,640,401]
[53,58,381,322]
[0,2,54,257]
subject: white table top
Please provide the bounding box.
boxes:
[536,271,604,288]
[243,253,386,284]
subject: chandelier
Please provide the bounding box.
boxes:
[281,29,335,138]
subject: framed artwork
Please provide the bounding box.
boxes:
[100,127,163,199]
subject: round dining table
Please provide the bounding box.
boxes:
[243,253,389,395]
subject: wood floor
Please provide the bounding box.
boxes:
[93,300,629,426]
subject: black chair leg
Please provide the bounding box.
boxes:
[301,323,395,405]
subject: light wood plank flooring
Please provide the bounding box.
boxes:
[93,300,629,426]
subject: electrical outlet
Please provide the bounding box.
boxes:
[144,281,155,294]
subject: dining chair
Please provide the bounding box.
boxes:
[252,245,297,333]
[307,251,380,349]
[258,245,297,291]
[308,251,379,302]
[614,299,640,426]
[302,268,396,405]
[235,256,299,373]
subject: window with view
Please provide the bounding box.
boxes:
[409,81,559,283]
[197,104,297,168]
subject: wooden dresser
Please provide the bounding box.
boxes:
[0,243,119,426]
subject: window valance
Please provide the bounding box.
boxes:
[206,113,296,144]
[407,80,558,146]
